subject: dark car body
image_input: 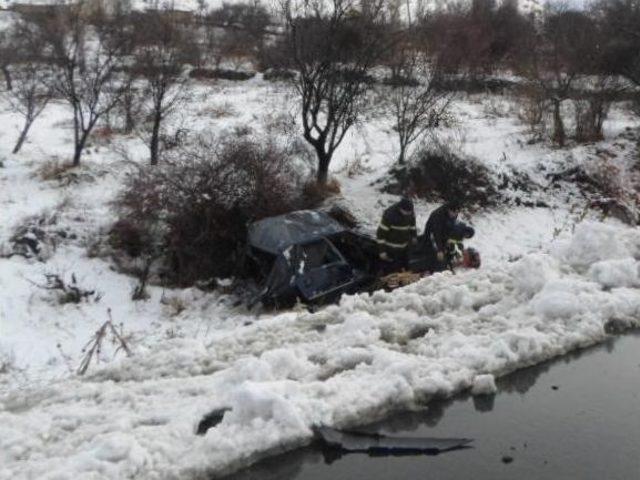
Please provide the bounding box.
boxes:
[246,210,378,307]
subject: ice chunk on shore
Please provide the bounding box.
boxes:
[471,374,497,395]
[554,222,639,270]
[511,253,559,297]
[589,258,639,289]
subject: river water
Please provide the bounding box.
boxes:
[227,331,640,480]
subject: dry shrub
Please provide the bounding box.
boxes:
[516,86,548,140]
[547,156,639,224]
[573,97,610,144]
[92,126,116,145]
[36,159,76,182]
[109,219,151,258]
[199,102,238,118]
[114,135,315,285]
[383,141,500,208]
[263,112,297,137]
[78,310,132,375]
[35,159,95,186]
[302,177,341,205]
[189,68,256,81]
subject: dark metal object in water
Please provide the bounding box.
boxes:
[315,427,473,456]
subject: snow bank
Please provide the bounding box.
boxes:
[1,221,639,479]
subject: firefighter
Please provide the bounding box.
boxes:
[376,197,417,273]
[423,201,474,272]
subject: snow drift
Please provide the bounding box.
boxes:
[1,221,639,480]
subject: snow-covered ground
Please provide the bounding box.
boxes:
[1,75,639,479]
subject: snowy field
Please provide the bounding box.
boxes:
[1,74,639,479]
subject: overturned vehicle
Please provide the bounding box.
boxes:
[245,210,480,308]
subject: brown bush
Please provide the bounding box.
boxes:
[114,135,314,285]
[573,96,610,144]
[189,68,255,81]
[36,159,76,182]
[109,219,150,258]
[382,141,500,209]
[302,177,341,206]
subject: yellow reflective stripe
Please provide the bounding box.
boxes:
[447,239,463,245]
[378,239,410,249]
[380,222,415,231]
[389,225,416,231]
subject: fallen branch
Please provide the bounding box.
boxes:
[77,309,132,375]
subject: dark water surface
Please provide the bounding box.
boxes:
[227,331,640,480]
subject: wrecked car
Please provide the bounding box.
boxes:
[246,210,379,308]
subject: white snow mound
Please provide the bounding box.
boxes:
[1,221,640,479]
[471,374,497,395]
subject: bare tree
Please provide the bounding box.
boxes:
[133,8,196,165]
[597,0,640,88]
[37,2,130,166]
[386,41,453,165]
[521,9,598,147]
[5,22,54,154]
[282,0,391,184]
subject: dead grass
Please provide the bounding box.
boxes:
[36,158,76,183]
[198,102,238,118]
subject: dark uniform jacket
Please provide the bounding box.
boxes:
[423,204,456,254]
[422,204,475,271]
[376,202,417,260]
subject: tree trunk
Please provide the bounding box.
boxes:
[123,92,135,134]
[316,153,330,185]
[150,112,162,165]
[398,143,407,165]
[552,99,565,147]
[12,118,34,154]
[1,65,12,91]
[73,131,90,166]
[125,106,135,134]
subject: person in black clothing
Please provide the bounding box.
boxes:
[422,201,474,272]
[376,197,417,273]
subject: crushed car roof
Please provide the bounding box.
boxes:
[248,210,347,255]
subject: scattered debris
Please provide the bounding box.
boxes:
[196,408,232,435]
[315,427,472,456]
[32,273,101,304]
[376,271,423,290]
[8,212,72,261]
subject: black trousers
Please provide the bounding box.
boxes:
[378,250,409,275]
